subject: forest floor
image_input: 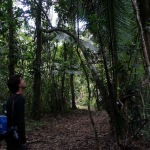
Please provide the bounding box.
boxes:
[27,109,111,150]
[0,109,149,150]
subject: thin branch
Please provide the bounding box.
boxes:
[76,5,99,146]
[77,48,100,150]
[77,0,99,148]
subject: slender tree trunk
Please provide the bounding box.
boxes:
[61,43,67,111]
[32,0,42,119]
[70,0,77,110]
[7,0,15,77]
[95,87,101,110]
[61,74,65,111]
[70,74,76,109]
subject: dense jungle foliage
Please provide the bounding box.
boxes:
[1,0,150,148]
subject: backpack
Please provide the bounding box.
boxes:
[0,96,20,142]
[0,103,7,140]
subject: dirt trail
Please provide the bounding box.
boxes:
[1,109,147,150]
[27,110,111,150]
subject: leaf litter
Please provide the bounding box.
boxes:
[27,109,111,150]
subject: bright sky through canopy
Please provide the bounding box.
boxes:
[15,0,86,29]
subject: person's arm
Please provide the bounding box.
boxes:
[16,96,26,144]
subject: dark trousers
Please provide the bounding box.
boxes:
[5,137,21,150]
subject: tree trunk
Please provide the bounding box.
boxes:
[95,87,101,110]
[60,43,67,112]
[32,0,42,119]
[7,0,15,77]
[70,74,76,109]
[70,0,77,110]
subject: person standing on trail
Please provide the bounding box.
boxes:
[5,74,28,150]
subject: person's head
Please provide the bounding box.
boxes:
[7,74,26,94]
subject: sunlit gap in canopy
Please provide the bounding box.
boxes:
[14,0,97,58]
[14,0,86,30]
[49,0,86,30]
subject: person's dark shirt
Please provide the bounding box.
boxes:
[6,94,26,144]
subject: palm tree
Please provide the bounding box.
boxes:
[81,0,134,138]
